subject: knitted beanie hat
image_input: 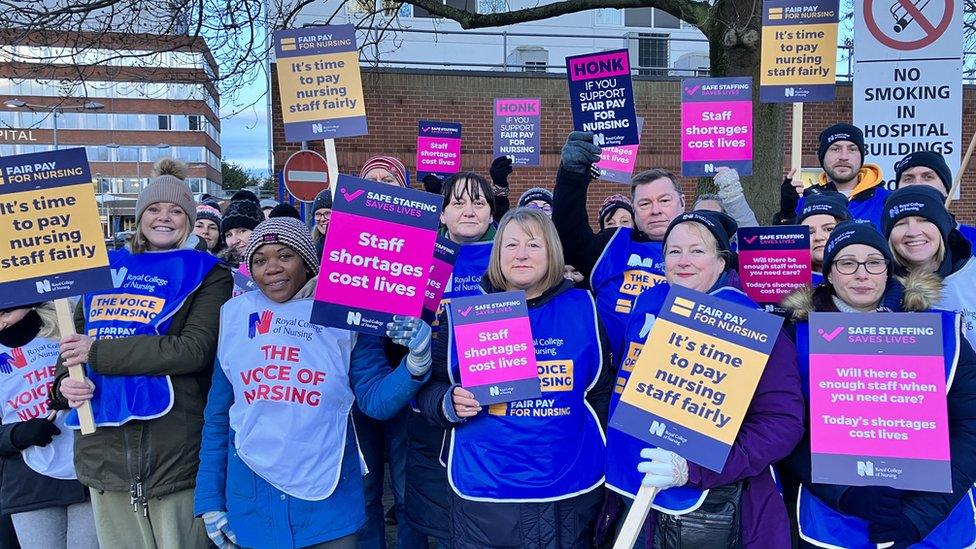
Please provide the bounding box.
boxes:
[221,199,264,235]
[135,157,196,223]
[244,217,320,276]
[195,202,222,226]
[360,155,410,188]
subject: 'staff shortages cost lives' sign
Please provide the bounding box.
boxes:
[681,78,753,176]
[609,285,783,472]
[0,148,112,308]
[274,24,368,142]
[808,312,951,492]
[417,121,462,181]
[450,291,540,405]
[312,175,441,335]
[737,225,811,306]
[565,49,639,148]
[759,0,840,102]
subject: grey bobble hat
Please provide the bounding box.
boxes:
[135,159,196,224]
[244,217,320,276]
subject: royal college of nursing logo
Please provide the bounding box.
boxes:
[248,311,274,339]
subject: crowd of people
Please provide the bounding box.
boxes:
[0,122,974,549]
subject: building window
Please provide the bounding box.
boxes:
[596,9,622,26]
[654,9,680,28]
[636,33,669,76]
[523,61,547,73]
[625,7,682,28]
[188,115,201,131]
[157,115,170,130]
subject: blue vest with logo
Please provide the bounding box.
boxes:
[797,188,890,227]
[590,228,666,363]
[605,281,759,513]
[794,310,976,548]
[957,223,976,253]
[446,288,605,501]
[67,248,219,428]
[432,242,493,335]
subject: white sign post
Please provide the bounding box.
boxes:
[853,0,962,194]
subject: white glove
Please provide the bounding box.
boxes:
[202,511,239,548]
[637,447,689,489]
[714,167,743,200]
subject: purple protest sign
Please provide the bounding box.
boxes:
[422,237,460,325]
[808,312,951,492]
[565,49,639,148]
[681,77,753,177]
[737,225,811,305]
[450,291,540,405]
[312,175,441,335]
[417,121,462,181]
[597,117,644,184]
[493,99,541,166]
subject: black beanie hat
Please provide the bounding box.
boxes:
[796,191,851,224]
[230,189,261,206]
[312,189,333,213]
[818,123,865,169]
[822,220,893,278]
[517,187,554,208]
[881,185,954,243]
[894,151,952,194]
[599,194,635,230]
[664,210,738,254]
[269,203,302,220]
[221,199,264,235]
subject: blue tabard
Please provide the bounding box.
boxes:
[590,228,666,363]
[957,223,976,253]
[432,241,492,335]
[66,248,219,428]
[812,271,824,287]
[794,310,976,548]
[605,282,760,514]
[796,188,890,227]
[446,289,606,502]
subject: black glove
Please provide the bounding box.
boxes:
[778,176,800,220]
[11,418,60,450]
[560,131,602,175]
[868,514,920,548]
[839,486,903,524]
[422,173,443,195]
[489,156,513,190]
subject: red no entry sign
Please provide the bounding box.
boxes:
[283,150,329,202]
[863,0,953,51]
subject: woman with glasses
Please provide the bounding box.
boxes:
[517,187,553,216]
[881,185,976,349]
[781,221,976,548]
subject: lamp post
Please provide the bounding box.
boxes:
[106,143,171,191]
[3,99,105,150]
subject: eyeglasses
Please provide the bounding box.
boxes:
[314,212,330,221]
[525,203,553,214]
[833,258,888,275]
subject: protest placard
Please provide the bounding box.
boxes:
[417,121,462,181]
[312,175,440,335]
[759,0,840,103]
[597,118,644,184]
[609,285,783,471]
[422,237,460,325]
[273,25,367,142]
[737,226,811,305]
[493,99,541,166]
[565,49,639,148]
[450,291,540,405]
[0,148,111,308]
[681,78,753,176]
[854,0,962,191]
[808,312,951,492]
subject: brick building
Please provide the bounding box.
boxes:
[271,68,976,226]
[0,30,222,236]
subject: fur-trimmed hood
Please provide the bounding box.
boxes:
[781,269,944,320]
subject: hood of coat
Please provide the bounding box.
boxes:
[781,269,944,320]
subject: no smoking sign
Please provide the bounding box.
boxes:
[862,0,955,51]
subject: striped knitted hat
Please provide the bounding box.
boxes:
[195,202,222,226]
[360,155,409,188]
[244,217,320,276]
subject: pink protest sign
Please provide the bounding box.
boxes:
[421,237,459,325]
[450,291,540,405]
[808,312,951,492]
[597,117,644,184]
[736,225,811,306]
[681,77,753,177]
[417,120,462,181]
[311,175,441,335]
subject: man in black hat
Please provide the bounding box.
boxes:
[775,123,888,226]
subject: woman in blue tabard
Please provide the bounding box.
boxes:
[781,221,976,548]
[794,191,850,287]
[604,211,805,548]
[404,172,497,546]
[417,208,614,548]
[0,303,95,548]
[51,158,233,548]
[194,218,433,549]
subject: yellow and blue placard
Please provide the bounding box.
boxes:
[0,148,111,308]
[609,285,783,472]
[759,0,839,102]
[274,24,368,142]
